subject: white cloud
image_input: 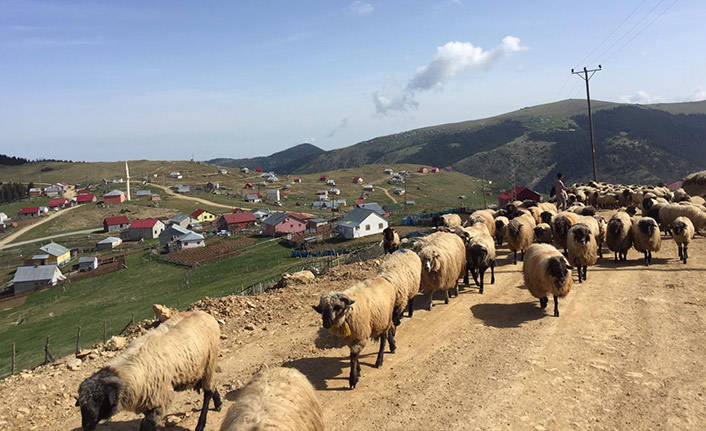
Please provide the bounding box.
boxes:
[373,36,528,115]
[620,88,706,104]
[348,1,374,15]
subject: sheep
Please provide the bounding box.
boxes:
[534,223,553,244]
[585,215,607,258]
[597,193,619,209]
[377,248,422,324]
[468,209,496,237]
[606,211,633,262]
[312,277,396,388]
[632,216,661,266]
[551,212,581,254]
[682,170,706,197]
[494,215,509,246]
[570,205,597,216]
[382,227,400,254]
[219,367,323,431]
[658,203,706,230]
[538,202,558,214]
[527,206,542,224]
[523,243,573,317]
[692,196,706,206]
[672,188,690,202]
[417,231,466,309]
[438,213,462,228]
[567,223,598,283]
[540,210,555,225]
[77,311,221,431]
[507,212,536,264]
[670,216,695,264]
[466,229,496,294]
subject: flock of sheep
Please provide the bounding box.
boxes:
[74,176,706,431]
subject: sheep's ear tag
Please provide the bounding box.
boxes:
[329,322,351,337]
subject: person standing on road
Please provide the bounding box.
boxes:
[555,173,569,211]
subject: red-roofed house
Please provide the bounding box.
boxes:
[190,209,217,223]
[667,180,683,192]
[103,189,127,204]
[244,182,254,190]
[498,186,541,207]
[127,218,165,240]
[217,212,257,231]
[19,206,42,218]
[418,167,428,173]
[48,199,68,210]
[255,167,263,173]
[286,211,312,221]
[445,166,453,171]
[77,189,89,195]
[293,176,302,183]
[76,194,96,204]
[430,167,440,173]
[319,175,328,181]
[261,213,307,237]
[352,176,363,184]
[355,199,366,205]
[104,215,131,233]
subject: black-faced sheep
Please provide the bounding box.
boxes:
[507,212,536,264]
[534,223,553,244]
[417,231,466,309]
[606,211,633,262]
[539,211,554,225]
[378,248,422,324]
[494,216,509,246]
[466,230,496,294]
[382,227,400,254]
[551,211,581,254]
[219,367,324,431]
[76,311,221,431]
[671,216,695,264]
[632,216,661,266]
[523,243,573,317]
[567,223,598,282]
[312,277,396,388]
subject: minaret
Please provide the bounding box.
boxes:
[125,161,131,201]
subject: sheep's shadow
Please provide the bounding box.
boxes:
[470,301,547,328]
[313,327,346,350]
[281,356,350,391]
[69,419,190,431]
[595,256,670,268]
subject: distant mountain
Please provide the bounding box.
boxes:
[207,143,325,172]
[282,99,706,191]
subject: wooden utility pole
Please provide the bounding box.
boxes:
[572,65,602,182]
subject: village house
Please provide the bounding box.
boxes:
[261,212,307,237]
[267,174,279,183]
[103,189,127,204]
[13,265,65,294]
[77,188,89,195]
[28,188,43,198]
[168,214,197,229]
[352,176,364,184]
[19,207,42,218]
[337,207,388,239]
[103,215,131,232]
[174,184,190,194]
[316,190,329,201]
[39,242,71,266]
[293,176,302,183]
[44,186,61,197]
[0,212,8,223]
[135,189,152,199]
[251,208,270,220]
[257,181,267,187]
[219,169,228,174]
[430,167,440,173]
[241,167,249,173]
[170,171,183,179]
[127,218,165,240]
[388,175,405,184]
[266,189,281,202]
[383,168,394,175]
[356,202,386,216]
[418,167,429,174]
[326,179,336,186]
[48,199,68,210]
[329,187,341,195]
[498,186,541,207]
[78,256,99,272]
[28,253,50,266]
[445,166,453,171]
[306,218,329,231]
[243,182,255,190]
[96,236,122,250]
[255,167,263,173]
[76,194,97,204]
[217,212,257,232]
[319,175,328,181]
[363,184,374,192]
[190,209,217,223]
[394,188,405,195]
[159,224,189,247]
[206,181,220,193]
[244,192,263,203]
[173,231,205,251]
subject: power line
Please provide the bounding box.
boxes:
[602,0,679,63]
[571,66,602,182]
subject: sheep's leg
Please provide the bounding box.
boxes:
[196,391,214,431]
[426,292,433,311]
[614,251,618,262]
[463,263,469,286]
[471,267,479,286]
[139,408,161,431]
[408,296,414,317]
[583,266,588,281]
[521,250,525,261]
[387,327,396,353]
[444,289,449,305]
[540,297,548,309]
[678,244,683,260]
[349,350,360,389]
[212,389,223,412]
[478,267,485,294]
[513,250,518,265]
[490,262,495,284]
[684,244,688,264]
[553,295,560,317]
[598,245,603,259]
[375,334,386,368]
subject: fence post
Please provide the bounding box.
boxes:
[75,326,81,354]
[11,343,16,376]
[43,336,53,365]
[131,313,135,326]
[103,320,107,344]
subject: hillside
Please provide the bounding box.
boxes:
[207,143,325,172]
[263,99,706,191]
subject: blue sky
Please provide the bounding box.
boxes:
[1,0,702,161]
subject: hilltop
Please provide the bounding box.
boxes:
[207,143,325,172]
[219,99,706,191]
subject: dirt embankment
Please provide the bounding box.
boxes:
[1,228,705,430]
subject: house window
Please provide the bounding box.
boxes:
[365,224,370,231]
[378,223,383,229]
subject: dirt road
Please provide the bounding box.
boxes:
[2,225,705,430]
[0,205,80,248]
[148,183,237,210]
[0,227,102,250]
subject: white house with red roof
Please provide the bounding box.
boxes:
[48,199,68,210]
[127,218,165,240]
[75,193,96,204]
[103,215,131,233]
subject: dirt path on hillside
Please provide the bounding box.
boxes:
[0,205,80,247]
[380,187,398,204]
[2,224,706,430]
[0,227,102,250]
[148,183,240,210]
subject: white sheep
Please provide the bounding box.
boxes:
[417,231,466,308]
[632,216,661,266]
[468,209,496,237]
[534,223,553,244]
[507,212,536,264]
[377,248,422,324]
[219,367,324,431]
[670,216,695,264]
[658,203,706,230]
[523,243,573,317]
[382,227,400,254]
[466,229,496,294]
[438,213,462,228]
[494,215,509,246]
[682,170,706,197]
[312,277,396,388]
[77,310,221,431]
[567,223,598,283]
[606,211,633,262]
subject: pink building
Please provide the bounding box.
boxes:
[261,212,307,237]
